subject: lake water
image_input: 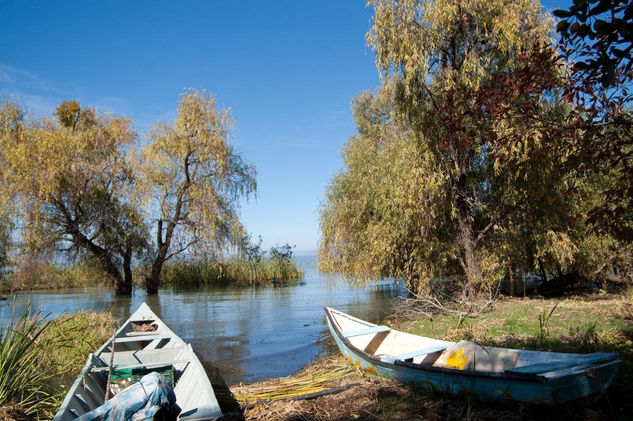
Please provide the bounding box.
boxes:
[1,256,405,385]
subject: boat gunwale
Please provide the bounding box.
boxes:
[324,307,618,384]
[94,303,184,358]
[53,302,222,421]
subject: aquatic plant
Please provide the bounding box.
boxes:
[0,300,57,417]
[160,258,303,287]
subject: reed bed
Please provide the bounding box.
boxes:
[4,262,111,292]
[0,302,116,419]
[161,258,303,288]
[0,300,57,418]
[37,310,117,375]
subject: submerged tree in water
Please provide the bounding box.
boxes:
[139,90,256,293]
[0,100,146,294]
[0,92,257,295]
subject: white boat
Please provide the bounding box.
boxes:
[325,307,620,404]
[54,303,222,420]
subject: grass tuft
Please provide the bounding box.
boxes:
[0,299,57,418]
[0,302,116,418]
[37,311,117,377]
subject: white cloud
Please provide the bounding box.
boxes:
[0,63,61,94]
[0,64,143,125]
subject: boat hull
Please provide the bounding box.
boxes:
[325,308,620,405]
[54,303,222,420]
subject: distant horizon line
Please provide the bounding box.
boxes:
[293,249,317,257]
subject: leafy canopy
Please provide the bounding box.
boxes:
[0,100,145,293]
[140,90,256,291]
[320,0,632,294]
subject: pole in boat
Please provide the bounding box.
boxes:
[103,327,117,403]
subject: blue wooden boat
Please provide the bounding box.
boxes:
[325,307,620,405]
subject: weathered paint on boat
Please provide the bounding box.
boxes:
[54,303,222,420]
[325,307,620,405]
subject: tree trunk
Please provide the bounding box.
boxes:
[93,252,129,295]
[457,213,483,295]
[146,222,171,294]
[146,181,189,294]
[538,258,548,283]
[405,256,421,295]
[406,277,421,296]
[59,200,132,295]
[116,276,132,295]
[117,246,133,295]
[507,258,517,296]
[146,257,164,294]
[103,260,127,295]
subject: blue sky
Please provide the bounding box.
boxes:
[0,0,568,253]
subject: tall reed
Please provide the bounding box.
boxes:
[161,258,303,288]
[0,300,58,417]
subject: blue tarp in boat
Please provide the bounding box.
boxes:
[77,372,181,421]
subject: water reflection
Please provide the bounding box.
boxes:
[2,256,405,384]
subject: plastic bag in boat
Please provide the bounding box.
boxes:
[76,371,181,421]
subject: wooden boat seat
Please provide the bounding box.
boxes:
[113,333,173,344]
[343,325,391,338]
[126,331,161,337]
[394,344,448,362]
[91,360,189,373]
[506,353,616,376]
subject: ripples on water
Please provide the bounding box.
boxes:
[2,256,405,384]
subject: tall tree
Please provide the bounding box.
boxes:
[365,0,553,292]
[140,91,256,293]
[320,83,456,292]
[0,100,146,294]
[321,0,632,294]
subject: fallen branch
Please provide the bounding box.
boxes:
[391,288,499,321]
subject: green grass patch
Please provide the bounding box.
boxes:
[401,295,633,354]
[37,311,117,377]
[389,292,633,419]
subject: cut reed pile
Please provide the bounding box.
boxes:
[230,356,357,406]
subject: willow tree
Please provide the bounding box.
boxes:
[368,0,555,291]
[0,101,146,294]
[321,0,558,293]
[140,91,256,293]
[320,83,457,292]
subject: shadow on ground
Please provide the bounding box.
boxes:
[202,362,245,420]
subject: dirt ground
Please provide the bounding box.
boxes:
[0,404,27,421]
